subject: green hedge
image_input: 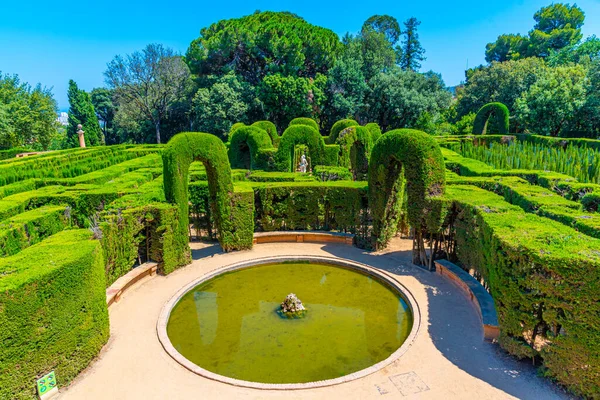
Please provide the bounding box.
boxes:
[0,205,71,257]
[336,126,373,179]
[365,122,382,139]
[276,125,327,172]
[313,165,353,181]
[0,229,109,399]
[369,129,446,251]
[472,102,509,135]
[444,185,600,398]
[247,171,316,182]
[227,126,275,170]
[0,147,33,160]
[163,132,252,256]
[289,117,320,133]
[328,118,359,144]
[252,120,279,146]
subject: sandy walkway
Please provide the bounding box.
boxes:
[59,239,571,400]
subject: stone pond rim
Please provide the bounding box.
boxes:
[156,255,421,390]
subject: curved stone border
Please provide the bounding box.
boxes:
[253,231,354,245]
[157,255,421,390]
[106,262,158,307]
[434,259,499,341]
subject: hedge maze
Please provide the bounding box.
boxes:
[2,117,600,398]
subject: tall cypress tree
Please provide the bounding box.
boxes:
[67,80,103,147]
[398,17,426,71]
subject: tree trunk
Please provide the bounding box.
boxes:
[155,120,161,144]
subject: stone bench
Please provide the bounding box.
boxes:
[434,259,500,341]
[106,262,158,307]
[253,231,354,245]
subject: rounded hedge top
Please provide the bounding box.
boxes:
[252,121,279,146]
[289,117,320,133]
[473,102,509,135]
[329,119,359,143]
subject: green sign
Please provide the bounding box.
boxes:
[36,371,57,397]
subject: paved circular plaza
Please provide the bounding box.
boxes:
[59,239,571,400]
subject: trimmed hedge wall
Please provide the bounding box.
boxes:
[0,230,109,399]
[443,185,600,398]
[472,102,509,135]
[163,132,252,256]
[313,165,353,181]
[336,126,373,180]
[227,126,274,170]
[289,117,320,133]
[369,129,446,253]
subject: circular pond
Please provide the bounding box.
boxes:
[158,257,418,388]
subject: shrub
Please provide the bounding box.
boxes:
[276,125,326,172]
[252,121,279,146]
[336,126,373,179]
[313,165,353,181]
[472,102,510,135]
[368,129,446,258]
[163,132,253,257]
[0,230,109,400]
[227,126,274,170]
[329,118,359,143]
[365,122,382,142]
[289,117,320,133]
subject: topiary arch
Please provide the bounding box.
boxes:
[328,119,359,144]
[473,102,510,135]
[163,132,252,257]
[276,125,325,172]
[252,120,279,146]
[228,125,273,170]
[368,129,446,267]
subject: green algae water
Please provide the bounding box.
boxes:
[166,262,413,383]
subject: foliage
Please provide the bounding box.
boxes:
[227,125,274,170]
[258,73,327,130]
[368,129,446,260]
[329,119,359,143]
[252,121,279,146]
[289,117,320,133]
[335,126,373,179]
[105,44,193,144]
[191,72,260,139]
[0,229,109,400]
[0,72,59,150]
[397,17,426,71]
[91,88,117,144]
[313,165,353,181]
[485,34,530,63]
[362,15,401,45]
[162,132,252,255]
[186,11,342,85]
[515,64,587,136]
[548,35,600,66]
[67,80,103,147]
[366,69,452,131]
[472,102,510,134]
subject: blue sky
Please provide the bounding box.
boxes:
[1,0,599,110]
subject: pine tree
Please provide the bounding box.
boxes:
[67,80,103,147]
[398,17,426,71]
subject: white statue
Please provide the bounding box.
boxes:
[298,154,308,173]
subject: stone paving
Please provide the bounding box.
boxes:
[59,239,572,400]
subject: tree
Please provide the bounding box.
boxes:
[515,64,587,136]
[258,73,327,130]
[192,73,260,139]
[456,58,547,128]
[397,18,426,71]
[528,3,585,57]
[186,11,342,85]
[325,37,369,125]
[359,30,397,81]
[362,15,401,45]
[105,44,193,144]
[364,68,451,131]
[548,35,600,66]
[67,80,103,147]
[485,34,530,63]
[0,72,58,150]
[91,88,117,144]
